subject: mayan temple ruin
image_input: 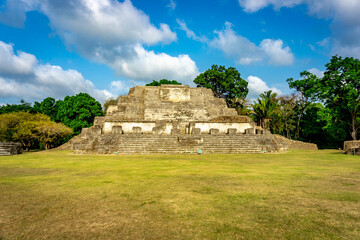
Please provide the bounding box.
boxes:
[69,85,317,154]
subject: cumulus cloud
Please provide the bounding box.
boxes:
[247,76,282,100]
[176,19,207,43]
[0,41,37,75]
[238,0,360,58]
[210,22,294,65]
[106,45,199,83]
[0,41,113,103]
[260,39,294,65]
[0,0,199,82]
[308,67,324,78]
[238,0,302,13]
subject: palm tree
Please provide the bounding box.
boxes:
[252,91,278,129]
[229,97,251,115]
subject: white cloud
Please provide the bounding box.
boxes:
[109,79,137,97]
[247,75,282,100]
[238,0,360,58]
[260,39,294,65]
[238,0,302,13]
[100,44,199,84]
[0,0,199,82]
[308,67,324,78]
[210,22,294,65]
[0,41,37,75]
[176,19,207,43]
[40,0,176,47]
[0,41,113,103]
[210,22,263,65]
[167,0,176,11]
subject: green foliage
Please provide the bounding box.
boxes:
[299,103,347,148]
[33,97,58,120]
[0,99,35,114]
[287,71,319,139]
[251,91,278,129]
[287,55,360,146]
[146,79,182,86]
[37,121,73,150]
[229,98,251,115]
[319,55,360,140]
[194,65,248,106]
[273,95,297,138]
[0,112,73,150]
[55,93,104,135]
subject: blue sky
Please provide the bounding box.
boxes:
[0,0,359,104]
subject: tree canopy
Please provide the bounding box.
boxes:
[0,112,73,150]
[55,93,103,135]
[146,79,182,86]
[0,99,34,114]
[320,56,360,140]
[193,65,248,106]
[33,97,58,121]
[288,56,360,140]
[287,71,319,139]
[251,91,278,130]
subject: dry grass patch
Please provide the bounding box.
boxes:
[0,150,359,239]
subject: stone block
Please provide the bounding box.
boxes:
[92,126,102,135]
[112,126,123,134]
[227,128,237,135]
[344,140,360,155]
[81,128,89,135]
[191,128,201,134]
[210,128,219,134]
[245,128,255,135]
[132,127,142,134]
[256,129,264,134]
[171,128,180,135]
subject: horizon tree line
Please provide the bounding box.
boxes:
[1,55,359,150]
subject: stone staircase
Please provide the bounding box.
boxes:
[0,142,23,156]
[72,134,280,155]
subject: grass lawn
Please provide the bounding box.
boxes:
[0,150,359,239]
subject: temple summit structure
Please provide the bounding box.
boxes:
[68,85,317,154]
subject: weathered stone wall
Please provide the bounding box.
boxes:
[273,135,318,150]
[62,85,319,154]
[191,122,254,134]
[343,140,360,155]
[0,142,23,156]
[106,85,238,122]
[71,133,281,155]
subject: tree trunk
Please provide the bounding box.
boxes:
[296,112,302,140]
[351,114,357,140]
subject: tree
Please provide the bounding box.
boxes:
[276,95,297,138]
[299,103,347,149]
[251,91,278,130]
[319,56,360,140]
[37,121,73,150]
[55,93,104,134]
[287,71,319,139]
[0,99,34,114]
[229,98,251,115]
[0,112,73,150]
[146,79,182,86]
[33,97,58,120]
[193,65,248,106]
[0,112,48,150]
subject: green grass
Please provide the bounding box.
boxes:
[0,150,359,239]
